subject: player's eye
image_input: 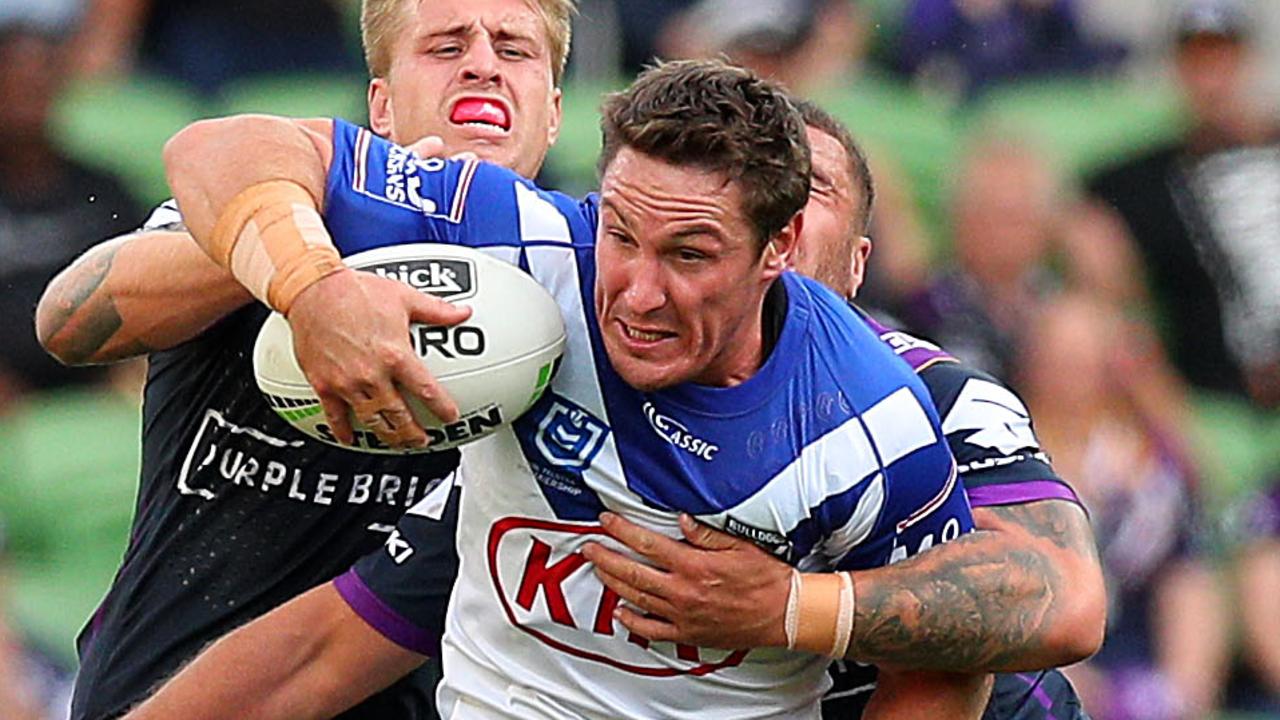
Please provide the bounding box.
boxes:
[498,45,531,60]
[676,247,709,262]
[607,230,636,247]
[432,44,464,57]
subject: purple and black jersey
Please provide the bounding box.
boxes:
[69,202,460,720]
[821,309,1089,720]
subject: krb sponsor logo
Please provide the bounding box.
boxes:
[487,516,749,675]
[642,402,719,461]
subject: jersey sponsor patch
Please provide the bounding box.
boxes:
[486,516,749,677]
[351,127,477,221]
[178,408,435,508]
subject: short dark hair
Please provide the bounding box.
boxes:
[793,99,875,234]
[598,59,811,249]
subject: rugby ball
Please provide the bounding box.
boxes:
[253,243,566,453]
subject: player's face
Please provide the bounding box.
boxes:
[369,0,562,178]
[793,127,868,299]
[594,148,796,391]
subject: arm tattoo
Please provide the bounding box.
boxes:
[43,238,152,364]
[849,499,1096,671]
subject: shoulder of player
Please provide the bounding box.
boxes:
[916,359,1005,414]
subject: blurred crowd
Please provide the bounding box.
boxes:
[0,0,1276,718]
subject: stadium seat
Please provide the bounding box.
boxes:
[50,73,204,206]
[965,77,1188,178]
[814,73,962,249]
[543,80,624,194]
[0,388,142,664]
[217,72,368,124]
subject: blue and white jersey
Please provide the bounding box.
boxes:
[325,120,972,719]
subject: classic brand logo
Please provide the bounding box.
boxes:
[363,259,476,301]
[641,402,719,461]
[487,516,749,676]
[532,399,610,470]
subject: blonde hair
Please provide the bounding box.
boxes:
[362,0,576,85]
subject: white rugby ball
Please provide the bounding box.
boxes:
[253,243,566,453]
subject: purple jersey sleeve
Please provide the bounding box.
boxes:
[857,306,1081,509]
[335,480,461,657]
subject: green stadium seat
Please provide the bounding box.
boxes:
[50,73,204,206]
[543,80,623,194]
[965,77,1188,179]
[0,388,142,664]
[217,72,368,123]
[814,73,963,250]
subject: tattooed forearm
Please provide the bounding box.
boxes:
[984,501,1100,559]
[848,499,1103,672]
[39,237,152,364]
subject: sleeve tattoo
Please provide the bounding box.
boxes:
[849,499,1100,671]
[41,233,162,364]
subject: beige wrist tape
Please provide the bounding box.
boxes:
[208,179,346,315]
[783,570,856,657]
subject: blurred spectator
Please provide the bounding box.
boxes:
[897,135,1062,381]
[1224,477,1280,714]
[614,0,696,75]
[1087,0,1280,409]
[1020,293,1231,720]
[658,0,933,307]
[1056,199,1149,310]
[73,0,361,95]
[1076,0,1280,105]
[896,0,1125,101]
[660,0,866,94]
[0,600,44,720]
[0,13,141,411]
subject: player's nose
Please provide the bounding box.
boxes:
[460,41,502,86]
[620,260,667,315]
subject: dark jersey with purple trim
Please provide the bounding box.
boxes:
[821,310,1089,720]
[324,119,972,718]
[69,201,460,720]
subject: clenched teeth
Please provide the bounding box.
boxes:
[625,326,665,341]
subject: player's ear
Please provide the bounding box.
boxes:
[368,78,394,138]
[546,86,563,146]
[849,235,872,299]
[762,212,802,279]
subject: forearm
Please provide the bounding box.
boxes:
[128,625,332,720]
[162,115,333,247]
[863,669,992,720]
[126,584,422,720]
[37,230,252,364]
[848,500,1105,672]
